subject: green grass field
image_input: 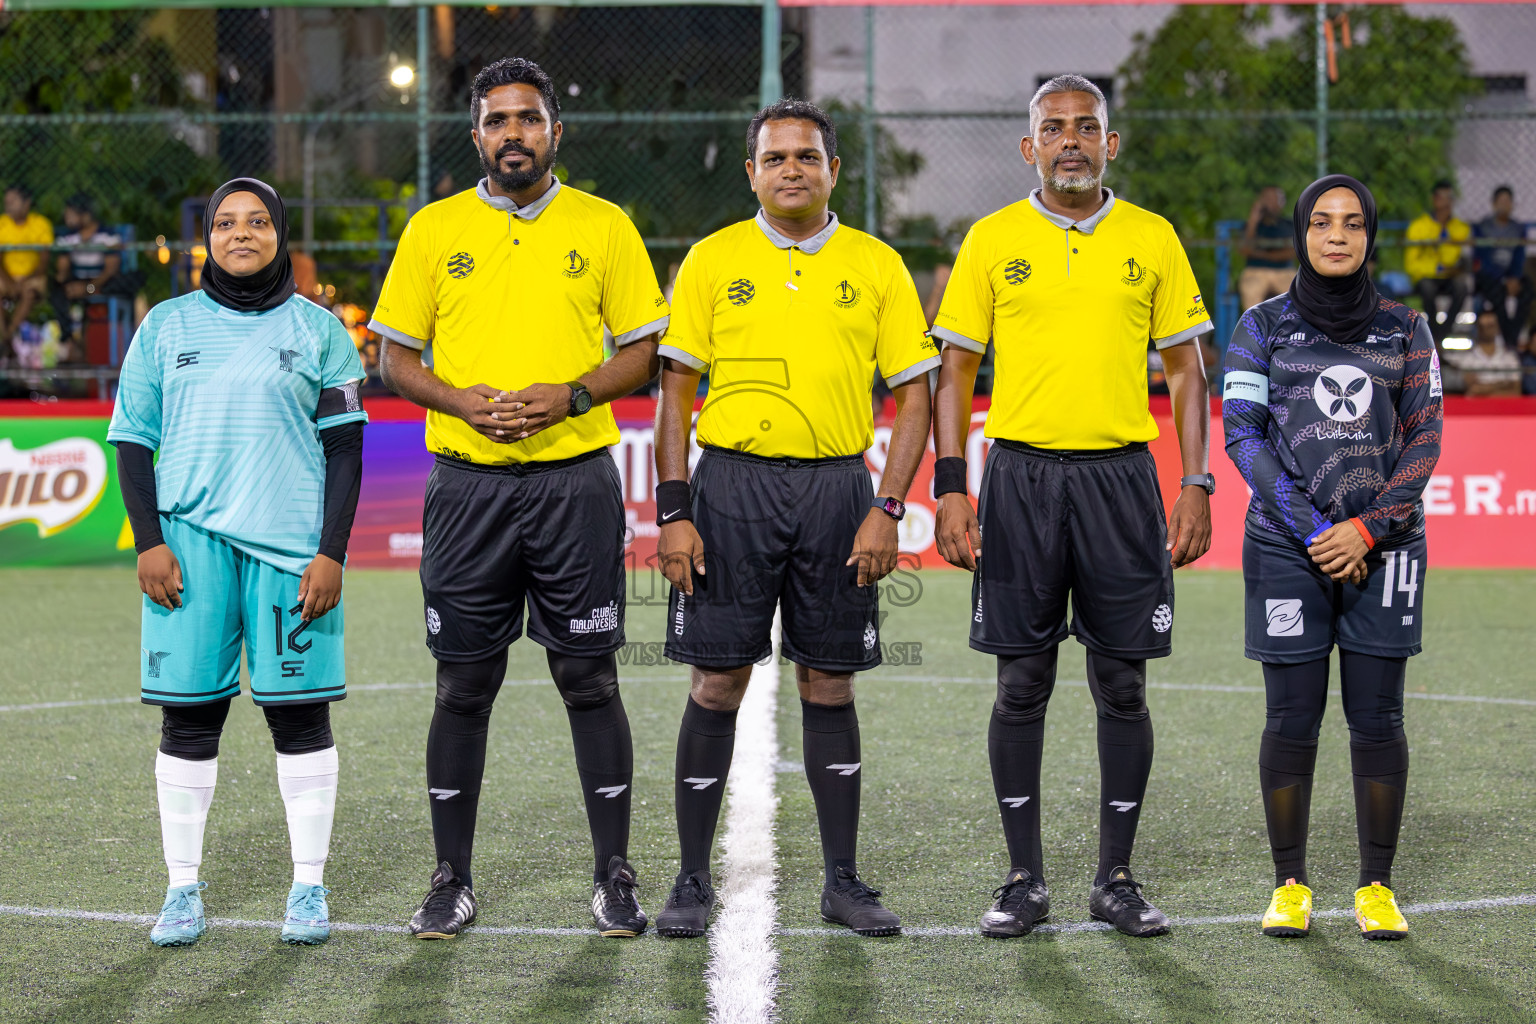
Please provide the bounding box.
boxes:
[1,566,1533,1023]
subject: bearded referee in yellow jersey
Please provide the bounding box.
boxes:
[651,100,938,938]
[370,58,669,940]
[932,76,1213,939]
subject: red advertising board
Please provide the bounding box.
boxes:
[338,396,1536,572]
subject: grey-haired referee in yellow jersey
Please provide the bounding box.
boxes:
[371,58,668,941]
[650,100,938,939]
[932,75,1214,939]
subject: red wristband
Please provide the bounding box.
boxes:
[1348,517,1375,550]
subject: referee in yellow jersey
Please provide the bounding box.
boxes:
[651,100,937,938]
[932,76,1213,939]
[370,58,669,940]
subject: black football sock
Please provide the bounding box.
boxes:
[988,712,1046,880]
[1339,650,1409,890]
[1087,653,1152,887]
[1258,731,1319,887]
[801,699,862,885]
[565,695,634,884]
[675,696,737,878]
[1351,736,1409,890]
[991,651,1057,881]
[425,653,507,890]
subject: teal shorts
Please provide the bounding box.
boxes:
[140,515,346,706]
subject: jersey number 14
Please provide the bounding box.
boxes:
[1380,553,1420,609]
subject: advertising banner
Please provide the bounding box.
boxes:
[0,416,132,567]
[4,399,1534,569]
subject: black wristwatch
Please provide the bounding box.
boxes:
[873,496,906,521]
[566,381,593,417]
[1181,473,1216,495]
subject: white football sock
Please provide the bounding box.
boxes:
[155,751,217,888]
[276,746,339,887]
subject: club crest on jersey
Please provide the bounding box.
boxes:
[834,279,862,309]
[1121,257,1146,286]
[446,252,475,279]
[143,649,171,678]
[1004,258,1032,285]
[270,347,299,373]
[563,249,589,279]
[1313,364,1373,422]
[728,278,755,306]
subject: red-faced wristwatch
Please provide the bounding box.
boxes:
[873,496,906,521]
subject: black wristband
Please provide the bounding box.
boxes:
[933,456,968,498]
[655,479,692,527]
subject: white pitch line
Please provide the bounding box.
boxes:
[705,612,781,1024]
[4,892,1532,941]
[781,892,1536,937]
[873,676,1536,707]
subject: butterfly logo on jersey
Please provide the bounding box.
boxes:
[833,279,862,309]
[270,347,299,373]
[1121,257,1146,286]
[447,252,475,279]
[1004,259,1032,285]
[563,249,589,279]
[1313,364,1373,422]
[728,279,755,306]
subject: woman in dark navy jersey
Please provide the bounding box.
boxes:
[1222,175,1443,941]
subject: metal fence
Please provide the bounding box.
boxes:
[3,2,1535,394]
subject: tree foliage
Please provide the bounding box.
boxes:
[0,11,221,255]
[1114,3,1482,252]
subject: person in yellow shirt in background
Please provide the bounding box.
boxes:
[0,185,53,347]
[1405,180,1470,346]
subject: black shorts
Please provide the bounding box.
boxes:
[971,441,1175,659]
[1243,525,1426,663]
[664,447,880,673]
[420,451,626,662]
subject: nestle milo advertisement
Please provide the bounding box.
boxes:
[0,418,134,566]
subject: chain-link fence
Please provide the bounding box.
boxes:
[3,3,1536,395]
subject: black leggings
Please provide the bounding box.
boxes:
[1262,650,1405,743]
[159,699,334,760]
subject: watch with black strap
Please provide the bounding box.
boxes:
[873,496,906,521]
[566,381,593,417]
[1181,473,1216,495]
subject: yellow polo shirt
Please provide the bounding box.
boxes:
[370,179,668,464]
[661,212,939,459]
[934,190,1210,449]
[0,211,53,280]
[1404,213,1470,283]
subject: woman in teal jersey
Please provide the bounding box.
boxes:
[109,178,367,947]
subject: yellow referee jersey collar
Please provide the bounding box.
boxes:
[474,176,562,220]
[754,209,840,254]
[1027,188,1117,235]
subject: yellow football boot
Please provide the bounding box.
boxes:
[1261,879,1312,937]
[1355,883,1409,940]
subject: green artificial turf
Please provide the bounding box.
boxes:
[1,567,1532,1023]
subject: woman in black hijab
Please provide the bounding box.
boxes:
[109,178,368,947]
[1221,175,1443,942]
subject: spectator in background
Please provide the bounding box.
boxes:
[1405,181,1470,346]
[1472,185,1529,348]
[0,185,52,348]
[1453,307,1521,397]
[51,194,121,363]
[1239,186,1295,311]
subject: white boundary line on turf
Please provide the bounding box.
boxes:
[781,892,1536,937]
[705,611,781,1024]
[873,676,1536,708]
[3,892,1532,940]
